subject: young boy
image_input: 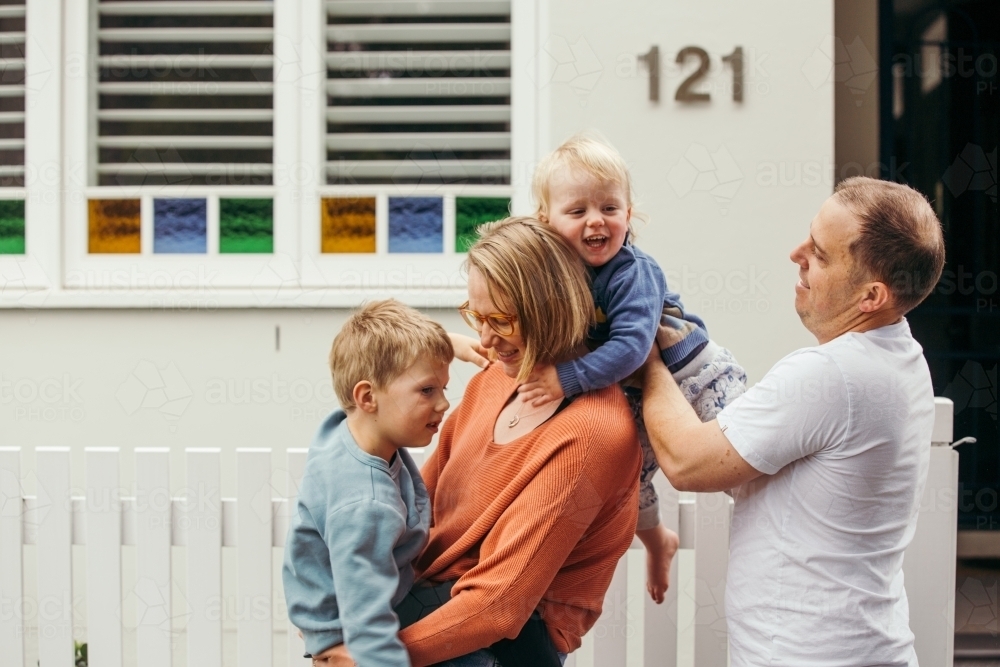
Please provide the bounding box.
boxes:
[282,299,452,666]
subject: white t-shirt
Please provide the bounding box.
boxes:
[716,319,935,667]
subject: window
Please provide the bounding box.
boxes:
[301,0,514,293]
[3,0,533,306]
[0,2,25,255]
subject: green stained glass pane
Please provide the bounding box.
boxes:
[220,198,273,253]
[455,197,510,252]
[0,199,25,254]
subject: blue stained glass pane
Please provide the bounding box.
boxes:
[154,198,207,253]
[388,197,443,253]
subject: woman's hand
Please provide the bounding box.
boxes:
[517,364,565,406]
[311,643,355,667]
[449,332,490,369]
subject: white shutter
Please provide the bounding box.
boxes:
[95,0,275,186]
[0,3,25,185]
[326,0,512,184]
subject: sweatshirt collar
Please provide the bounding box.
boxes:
[342,421,403,476]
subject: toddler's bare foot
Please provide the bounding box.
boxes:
[635,524,680,604]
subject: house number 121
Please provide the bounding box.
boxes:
[637,45,744,103]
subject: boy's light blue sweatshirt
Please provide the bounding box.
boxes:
[282,410,430,665]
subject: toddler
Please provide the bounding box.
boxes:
[283,299,452,665]
[455,135,747,602]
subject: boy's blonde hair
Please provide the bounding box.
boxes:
[532,132,636,220]
[466,216,593,383]
[329,299,453,411]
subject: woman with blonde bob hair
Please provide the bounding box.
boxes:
[319,217,641,667]
[463,215,594,382]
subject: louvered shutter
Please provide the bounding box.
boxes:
[0,2,25,187]
[96,0,274,186]
[326,0,512,185]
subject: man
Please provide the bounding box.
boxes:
[643,176,946,666]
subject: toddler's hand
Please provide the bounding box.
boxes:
[517,364,565,406]
[449,333,490,369]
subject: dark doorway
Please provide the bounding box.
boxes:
[884,0,999,530]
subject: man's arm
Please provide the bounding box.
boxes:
[643,348,761,492]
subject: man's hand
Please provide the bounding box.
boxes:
[448,332,490,369]
[311,643,355,667]
[643,345,761,492]
[631,341,662,384]
[517,364,565,406]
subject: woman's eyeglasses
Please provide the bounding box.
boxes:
[458,301,517,336]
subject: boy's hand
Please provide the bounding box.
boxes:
[311,643,355,667]
[448,332,490,369]
[517,364,565,406]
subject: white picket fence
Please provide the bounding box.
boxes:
[0,399,958,667]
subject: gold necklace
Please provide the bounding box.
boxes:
[507,397,559,428]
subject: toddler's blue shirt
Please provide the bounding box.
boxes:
[556,243,709,396]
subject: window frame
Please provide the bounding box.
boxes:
[1,0,539,308]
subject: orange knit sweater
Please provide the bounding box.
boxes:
[398,363,640,666]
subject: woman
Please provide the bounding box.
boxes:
[325,217,641,666]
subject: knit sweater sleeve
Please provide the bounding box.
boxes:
[399,419,609,665]
[555,256,665,396]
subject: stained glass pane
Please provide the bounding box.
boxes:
[89,199,141,254]
[219,198,273,254]
[388,197,442,253]
[0,200,25,254]
[322,197,376,253]
[455,197,510,252]
[154,198,207,254]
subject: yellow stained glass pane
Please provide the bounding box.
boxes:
[322,197,376,253]
[89,199,141,254]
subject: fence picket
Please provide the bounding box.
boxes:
[409,446,426,468]
[134,448,172,667]
[10,402,957,667]
[286,448,311,667]
[693,492,731,667]
[904,397,959,667]
[237,448,273,667]
[0,448,24,667]
[185,448,222,667]
[36,447,74,667]
[85,448,124,667]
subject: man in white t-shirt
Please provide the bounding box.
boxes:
[642,176,946,666]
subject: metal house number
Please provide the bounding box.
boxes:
[638,45,744,103]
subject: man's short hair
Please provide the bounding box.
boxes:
[835,176,946,313]
[329,299,453,411]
